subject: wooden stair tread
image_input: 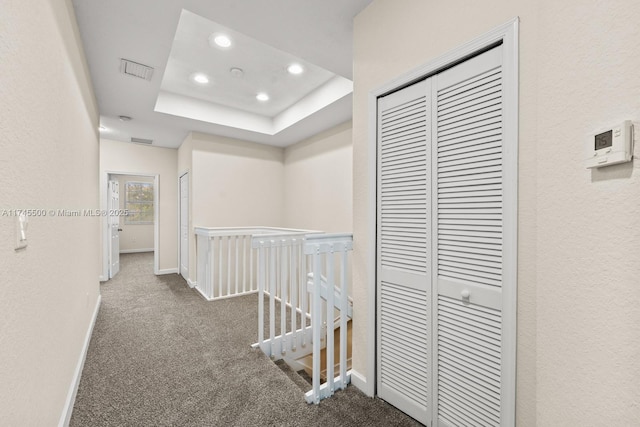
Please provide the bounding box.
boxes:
[299,319,352,381]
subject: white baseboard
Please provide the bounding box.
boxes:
[350,369,373,397]
[194,285,215,301]
[156,268,178,275]
[59,294,101,427]
[119,248,153,254]
[98,275,107,282]
[186,278,197,288]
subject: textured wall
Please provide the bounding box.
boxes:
[190,132,285,230]
[353,0,640,425]
[100,139,178,272]
[535,1,640,424]
[284,121,353,233]
[0,0,101,423]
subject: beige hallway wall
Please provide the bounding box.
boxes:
[191,132,285,228]
[284,121,353,233]
[0,0,101,424]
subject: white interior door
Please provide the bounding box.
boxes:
[376,44,516,426]
[179,173,189,279]
[432,45,511,427]
[108,179,120,278]
[376,79,432,424]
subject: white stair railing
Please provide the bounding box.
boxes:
[193,226,353,404]
[194,227,316,301]
[251,231,322,359]
[304,233,353,404]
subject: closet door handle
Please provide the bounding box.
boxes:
[461,289,470,300]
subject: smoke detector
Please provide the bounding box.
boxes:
[230,67,244,78]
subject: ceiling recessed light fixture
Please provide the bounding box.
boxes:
[256,92,269,102]
[287,63,304,75]
[209,33,232,48]
[191,73,210,85]
[99,125,106,131]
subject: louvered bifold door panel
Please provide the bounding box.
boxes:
[377,79,432,425]
[433,45,507,427]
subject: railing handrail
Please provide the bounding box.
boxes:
[195,226,319,238]
[251,231,324,248]
[303,233,353,255]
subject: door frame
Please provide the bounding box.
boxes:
[365,17,519,422]
[178,170,191,285]
[101,171,160,280]
[107,179,121,279]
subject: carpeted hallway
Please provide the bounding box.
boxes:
[70,253,420,426]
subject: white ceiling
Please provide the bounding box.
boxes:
[72,0,373,148]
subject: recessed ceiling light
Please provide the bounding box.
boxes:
[209,33,232,48]
[119,115,132,122]
[99,125,106,131]
[191,73,210,84]
[287,63,304,75]
[256,92,269,102]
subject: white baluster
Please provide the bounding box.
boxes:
[242,235,247,293]
[206,236,212,299]
[326,246,335,396]
[340,246,348,389]
[311,247,322,404]
[269,242,276,358]
[257,241,265,348]
[250,243,254,292]
[301,245,308,347]
[280,239,287,355]
[235,236,239,294]
[291,241,298,350]
[218,236,223,298]
[227,236,231,295]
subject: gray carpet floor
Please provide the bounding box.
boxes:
[70,253,421,426]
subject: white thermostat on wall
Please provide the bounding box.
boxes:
[586,120,634,168]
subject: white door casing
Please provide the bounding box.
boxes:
[179,172,189,279]
[108,180,120,278]
[376,41,517,427]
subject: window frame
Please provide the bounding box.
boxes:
[124,181,154,225]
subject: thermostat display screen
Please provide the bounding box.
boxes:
[595,130,613,150]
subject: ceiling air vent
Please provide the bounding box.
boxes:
[130,137,153,145]
[120,59,154,81]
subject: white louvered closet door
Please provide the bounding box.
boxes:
[376,43,516,427]
[376,79,432,425]
[432,45,513,427]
